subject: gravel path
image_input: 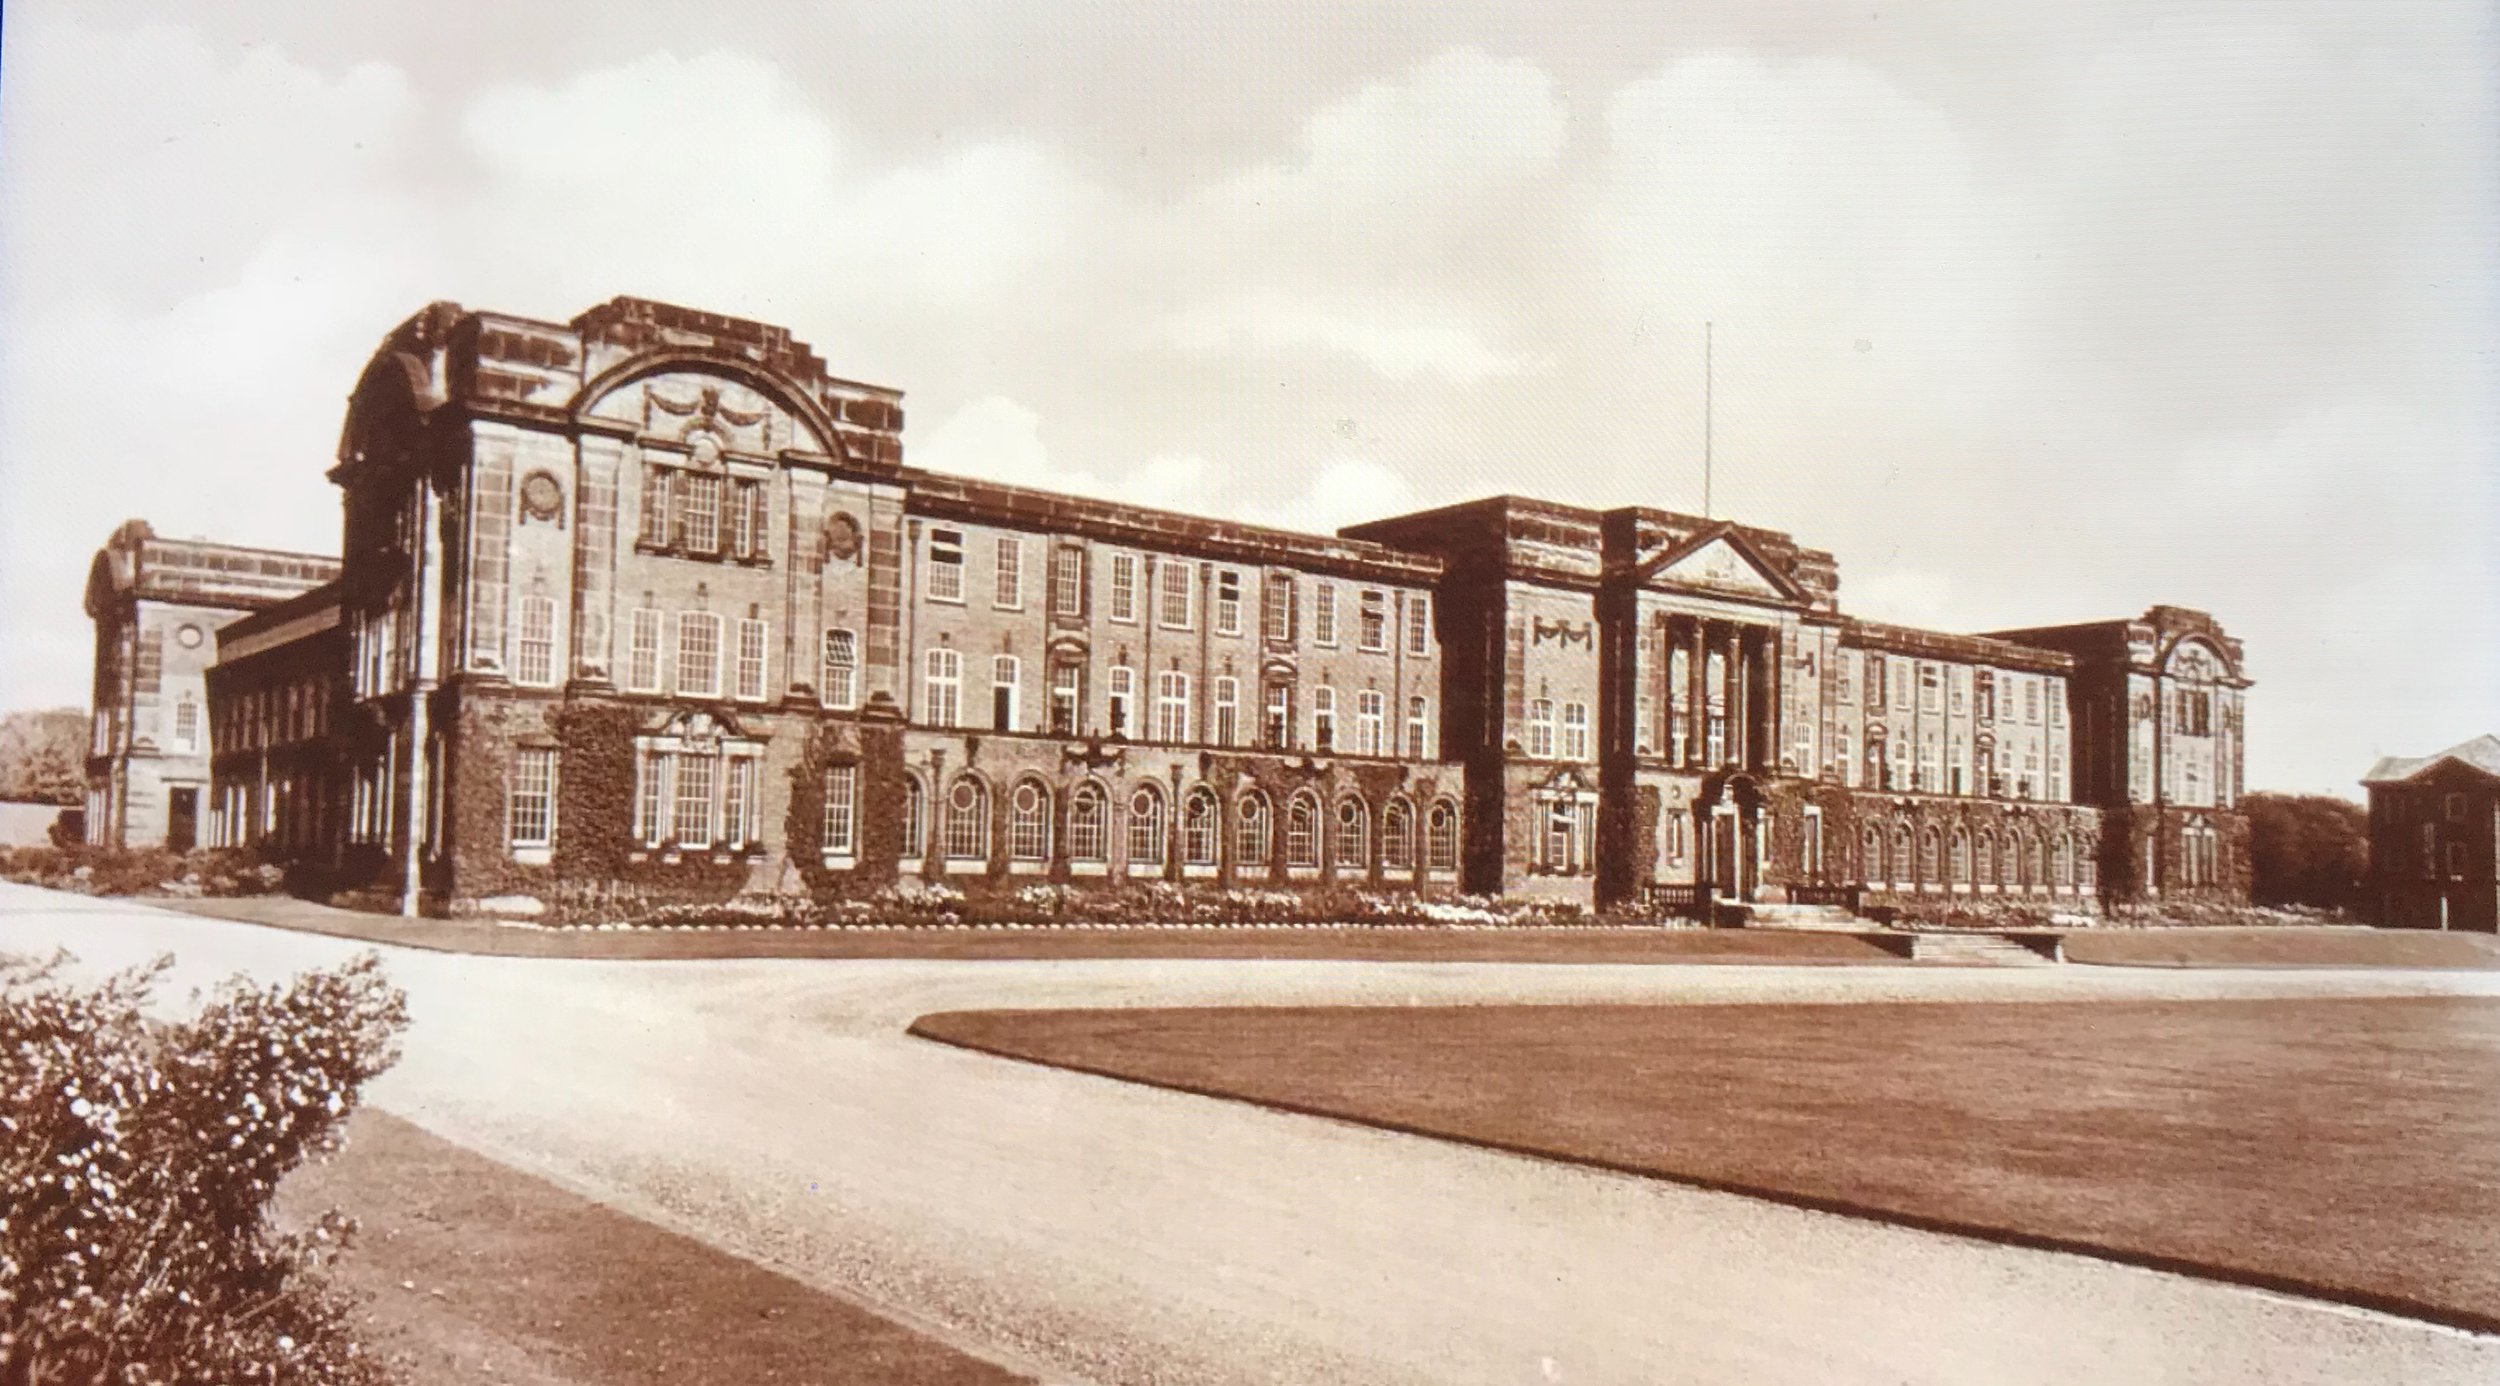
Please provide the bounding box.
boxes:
[8,882,2497,1385]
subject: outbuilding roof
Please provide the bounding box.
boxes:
[2361,733,2500,786]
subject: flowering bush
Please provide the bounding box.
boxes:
[602,880,1603,930]
[0,845,286,900]
[1,949,409,1384]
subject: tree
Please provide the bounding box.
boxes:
[0,708,87,806]
[1,950,409,1384]
[2242,791,2369,912]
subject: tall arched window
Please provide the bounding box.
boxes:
[1861,824,1883,884]
[1334,797,1370,870]
[1890,824,1912,887]
[943,776,990,862]
[1975,830,1995,885]
[1949,826,1971,884]
[1127,784,1167,869]
[1182,787,1220,866]
[902,776,927,860]
[1008,779,1051,862]
[1286,792,1321,868]
[1235,791,1272,870]
[1067,782,1108,862]
[1381,798,1416,871]
[2052,833,2074,890]
[1426,799,1460,873]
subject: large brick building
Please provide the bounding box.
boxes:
[89,296,2253,917]
[2363,734,2500,932]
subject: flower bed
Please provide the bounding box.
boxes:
[0,843,287,899]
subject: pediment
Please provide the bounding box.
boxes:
[584,370,821,457]
[1646,531,1797,601]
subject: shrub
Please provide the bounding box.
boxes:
[2243,792,2369,913]
[0,949,409,1384]
[0,845,287,900]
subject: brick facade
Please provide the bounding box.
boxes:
[2363,736,2500,933]
[96,295,2254,917]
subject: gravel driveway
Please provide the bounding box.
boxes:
[7,883,2497,1386]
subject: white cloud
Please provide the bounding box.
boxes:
[1170,291,1549,384]
[1218,47,1567,209]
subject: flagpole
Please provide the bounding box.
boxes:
[1702,321,1714,519]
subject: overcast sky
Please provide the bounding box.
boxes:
[1,0,2491,796]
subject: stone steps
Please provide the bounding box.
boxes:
[1907,931,2062,965]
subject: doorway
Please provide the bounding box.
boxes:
[167,787,198,852]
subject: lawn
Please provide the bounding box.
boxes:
[912,996,2500,1333]
[279,1110,1030,1385]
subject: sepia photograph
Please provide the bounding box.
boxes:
[1,2,2494,1382]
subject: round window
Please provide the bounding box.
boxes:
[950,781,981,811]
[175,624,204,649]
[1013,783,1042,813]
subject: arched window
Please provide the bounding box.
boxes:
[1381,798,1416,871]
[1426,799,1460,872]
[1861,824,1883,884]
[944,776,990,862]
[1067,782,1109,862]
[1949,826,1971,884]
[902,777,927,860]
[1334,797,1370,870]
[1975,830,1995,885]
[2012,831,2034,888]
[1918,827,1942,886]
[1182,787,1220,866]
[2029,833,2047,889]
[1890,824,1912,887]
[1286,792,1321,868]
[2079,838,2099,891]
[1235,791,1272,870]
[1863,734,1885,791]
[1127,784,1167,869]
[1008,779,1051,862]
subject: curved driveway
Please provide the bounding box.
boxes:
[6,884,2497,1385]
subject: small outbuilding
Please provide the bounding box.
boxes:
[2363,734,2500,932]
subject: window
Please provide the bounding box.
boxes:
[729,481,755,558]
[1951,669,1967,714]
[1313,687,1337,752]
[735,618,768,701]
[735,480,769,560]
[821,629,858,709]
[1837,728,1856,787]
[1382,800,1415,871]
[1333,798,1370,870]
[1358,591,1388,651]
[639,468,672,546]
[2448,792,2469,823]
[1183,789,1220,866]
[1050,546,1085,617]
[1356,690,1386,756]
[822,765,858,857]
[902,778,927,859]
[1836,655,1855,705]
[1919,664,1941,714]
[1561,702,1590,761]
[928,527,965,602]
[673,753,716,845]
[1155,670,1191,743]
[1866,656,1887,711]
[1127,785,1167,869]
[996,780,1045,862]
[1919,827,1942,885]
[1527,698,1556,759]
[1426,800,1459,872]
[1263,573,1297,644]
[924,648,962,727]
[1216,571,1242,635]
[995,536,1024,609]
[1264,679,1295,750]
[1049,659,1083,736]
[1406,696,1430,760]
[173,697,199,751]
[1068,783,1109,862]
[1407,594,1431,657]
[1108,554,1140,623]
[944,777,990,861]
[991,656,1021,732]
[1236,792,1271,868]
[628,609,663,693]
[635,750,668,845]
[1976,832,1995,884]
[1918,732,1942,793]
[683,474,722,553]
[1158,559,1194,630]
[721,757,755,846]
[1107,665,1135,738]
[509,749,556,848]
[517,596,557,686]
[1539,795,1595,874]
[676,614,722,698]
[1213,677,1240,746]
[1286,793,1321,868]
[1314,585,1339,646]
[2024,679,2042,724]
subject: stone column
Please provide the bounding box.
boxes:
[1726,624,1747,768]
[1685,617,1708,768]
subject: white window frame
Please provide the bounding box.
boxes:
[1406,695,1430,760]
[627,608,664,693]
[508,748,557,856]
[1528,698,1556,759]
[1314,584,1339,647]
[1213,676,1239,746]
[821,764,858,862]
[1155,669,1192,743]
[991,655,1021,732]
[1050,545,1085,617]
[1561,701,1590,761]
[1358,590,1389,652]
[1107,664,1136,738]
[675,613,723,699]
[1356,689,1385,756]
[1108,553,1140,624]
[821,628,858,710]
[994,535,1025,610]
[1313,686,1337,752]
[1215,571,1243,636]
[928,527,966,603]
[1158,558,1194,630]
[925,648,962,727]
[516,595,558,687]
[1406,593,1431,657]
[735,617,769,702]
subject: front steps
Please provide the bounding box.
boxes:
[1721,900,2064,964]
[1904,931,2063,965]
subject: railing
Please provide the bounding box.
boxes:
[1787,882,1863,911]
[1643,881,1716,920]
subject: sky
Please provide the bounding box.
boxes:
[0,0,2491,797]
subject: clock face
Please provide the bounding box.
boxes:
[520,471,563,521]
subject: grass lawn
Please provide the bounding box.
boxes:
[913,997,2500,1333]
[279,1110,1030,1385]
[2065,925,2500,969]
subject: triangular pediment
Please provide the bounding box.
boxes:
[1641,527,1801,602]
